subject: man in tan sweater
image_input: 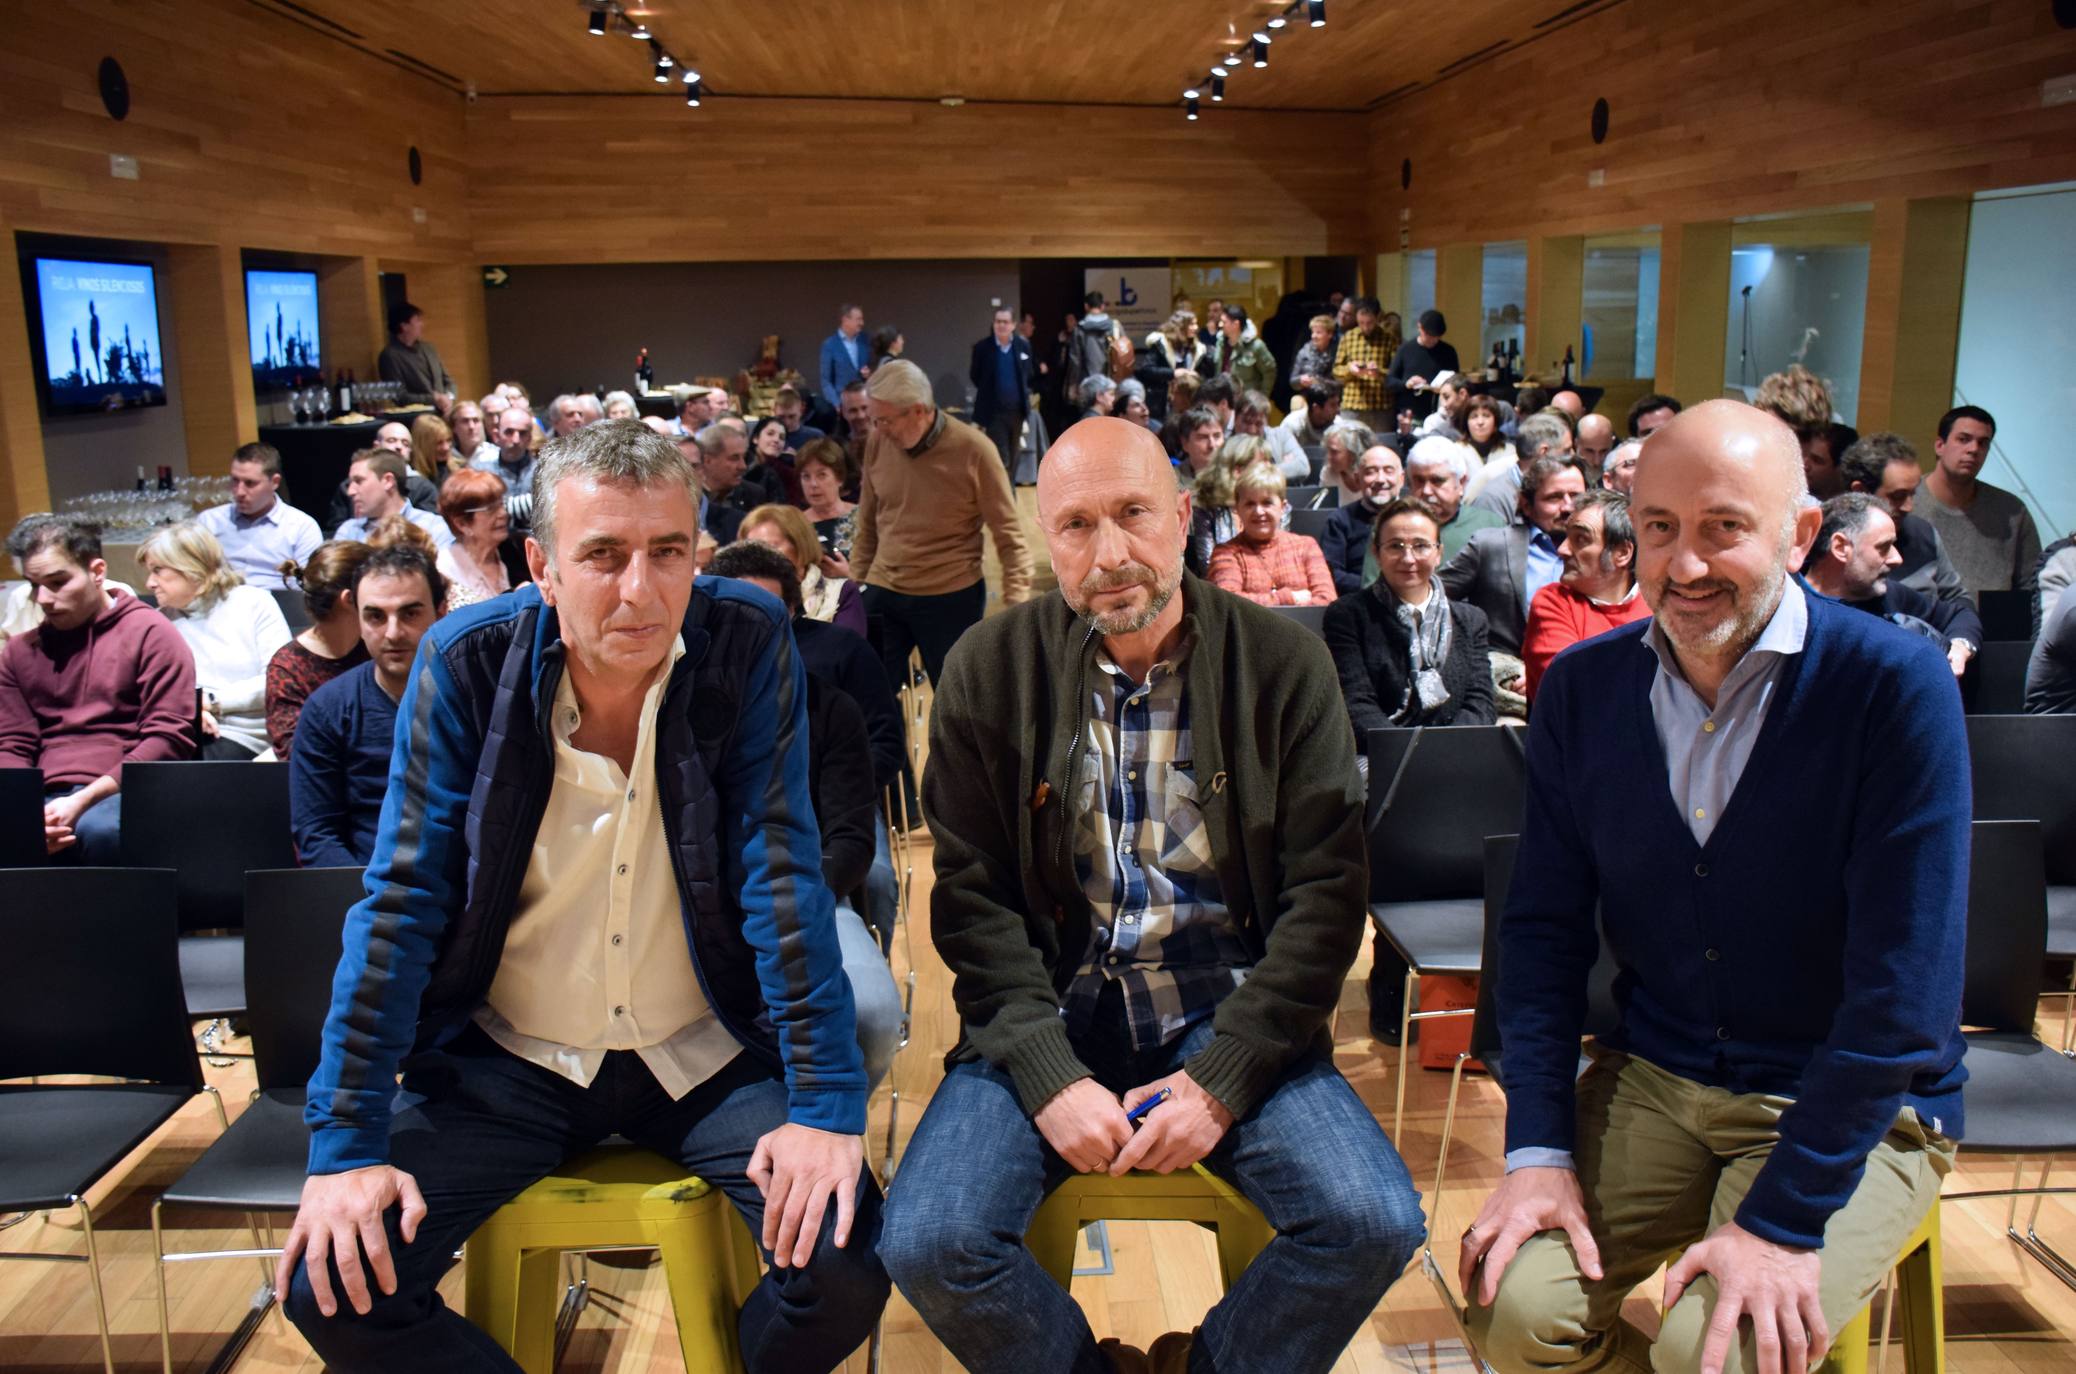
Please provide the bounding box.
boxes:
[851,359,1035,688]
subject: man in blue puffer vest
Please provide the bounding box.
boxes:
[277,420,887,1373]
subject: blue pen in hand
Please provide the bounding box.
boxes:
[1125,1086,1173,1126]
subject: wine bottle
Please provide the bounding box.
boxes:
[635,346,653,393]
[157,465,174,492]
[1560,345,1575,388]
[135,465,149,492]
[340,369,355,414]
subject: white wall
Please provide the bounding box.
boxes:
[1954,185,2076,540]
[1724,244,1870,424]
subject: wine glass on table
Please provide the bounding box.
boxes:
[317,386,332,424]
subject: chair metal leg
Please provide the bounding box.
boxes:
[76,1196,116,1374]
[153,1198,175,1374]
[1393,968,1415,1141]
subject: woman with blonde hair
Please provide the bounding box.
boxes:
[1207,463,1338,607]
[266,540,373,757]
[409,413,459,485]
[739,503,866,636]
[1188,434,1277,575]
[435,467,523,608]
[138,522,291,759]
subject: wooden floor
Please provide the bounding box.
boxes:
[6,496,2076,1372]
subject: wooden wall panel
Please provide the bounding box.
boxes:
[0,1,471,260]
[163,242,258,475]
[464,96,1372,264]
[1858,196,1970,440]
[0,221,51,536]
[1368,0,2076,249]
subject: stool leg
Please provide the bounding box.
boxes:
[1209,1200,1274,1291]
[653,1200,747,1374]
[511,1247,565,1374]
[1822,1303,1872,1374]
[463,1229,528,1367]
[1025,1201,1084,1289]
[1895,1212,1945,1374]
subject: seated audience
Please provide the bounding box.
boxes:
[471,401,539,502]
[1170,405,1224,488]
[1414,371,1475,440]
[772,383,826,449]
[1320,444,1406,594]
[1407,435,1504,563]
[324,422,443,530]
[1462,394,1516,481]
[547,392,603,436]
[1601,438,1642,497]
[4,514,139,642]
[1077,373,1117,419]
[746,415,805,505]
[139,522,292,759]
[702,541,900,1085]
[1462,401,1967,1374]
[1625,390,1682,438]
[1142,309,1207,420]
[335,449,456,548]
[410,413,459,487]
[1164,368,1204,437]
[1281,380,1345,470]
[1918,404,2040,599]
[1235,389,1311,480]
[675,429,744,545]
[1320,418,1379,506]
[1196,373,1238,434]
[700,419,784,511]
[740,503,865,636]
[0,516,195,862]
[2038,533,2076,637]
[1207,464,1338,607]
[840,377,873,477]
[449,399,496,466]
[1187,434,1270,575]
[1470,411,1572,522]
[2028,577,2076,714]
[195,441,323,589]
[289,545,447,868]
[797,438,857,568]
[435,467,525,608]
[1522,489,1651,703]
[602,389,638,421]
[1756,364,1841,496]
[1805,494,1981,678]
[1836,431,1967,604]
[1575,413,1617,481]
[1114,377,1157,431]
[1445,454,1587,713]
[265,541,373,758]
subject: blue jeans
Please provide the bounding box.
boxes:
[865,813,899,953]
[46,785,121,866]
[835,902,900,1088]
[880,1017,1424,1374]
[284,1027,888,1373]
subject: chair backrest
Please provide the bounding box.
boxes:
[1471,834,1620,1064]
[1284,484,1329,510]
[1966,641,2031,715]
[120,761,296,933]
[0,867,202,1088]
[1266,603,1328,638]
[1966,714,2076,885]
[1960,819,2049,1034]
[1977,589,2031,642]
[271,586,315,633]
[244,867,365,1093]
[1287,507,1337,541]
[1367,725,1528,901]
[0,766,44,868]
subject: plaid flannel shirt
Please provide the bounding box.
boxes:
[1333,328,1394,411]
[1063,637,1252,1050]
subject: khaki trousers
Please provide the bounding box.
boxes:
[1465,1050,1952,1374]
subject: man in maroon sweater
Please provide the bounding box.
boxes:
[0,516,195,862]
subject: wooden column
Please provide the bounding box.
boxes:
[1526,235,1584,382]
[318,255,384,383]
[1373,252,1405,319]
[163,242,258,477]
[1655,220,1732,408]
[1858,196,1969,443]
[0,221,50,534]
[388,260,491,401]
[1435,242,1482,365]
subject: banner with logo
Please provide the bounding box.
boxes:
[1083,266,1171,341]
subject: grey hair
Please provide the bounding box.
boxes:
[530,419,699,564]
[1114,377,1147,404]
[1604,438,1643,475]
[572,394,603,421]
[1077,374,1116,408]
[1518,411,1573,462]
[1323,419,1377,461]
[1574,488,1634,555]
[692,422,742,458]
[601,389,637,415]
[1814,492,1889,558]
[864,357,933,409]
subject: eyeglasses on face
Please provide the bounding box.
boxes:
[1379,540,1438,557]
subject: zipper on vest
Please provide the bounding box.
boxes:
[1050,621,1099,879]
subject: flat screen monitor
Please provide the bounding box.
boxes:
[246,268,321,386]
[24,254,168,415]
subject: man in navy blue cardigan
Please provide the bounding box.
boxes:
[1460,401,1969,1374]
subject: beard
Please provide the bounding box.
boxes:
[1646,540,1790,658]
[1062,557,1182,636]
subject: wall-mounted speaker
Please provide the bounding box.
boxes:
[1591,97,1610,144]
[408,146,423,185]
[1400,158,1412,191]
[98,57,130,121]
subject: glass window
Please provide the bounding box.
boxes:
[1480,241,1527,372]
[1403,250,1436,331]
[1582,232,1660,381]
[1724,214,1871,424]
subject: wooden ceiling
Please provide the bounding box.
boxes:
[252,0,1624,112]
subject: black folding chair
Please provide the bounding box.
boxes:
[1284,483,1331,510]
[1966,641,2032,714]
[1942,819,2076,1290]
[270,586,314,633]
[0,868,216,1374]
[1977,589,2032,642]
[1365,725,1528,1137]
[1287,507,1337,541]
[0,765,44,867]
[1967,714,2076,1045]
[150,865,364,1374]
[119,760,296,1057]
[1266,603,1329,638]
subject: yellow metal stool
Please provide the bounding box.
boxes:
[1026,1165,1274,1289]
[464,1147,763,1374]
[1816,1204,1943,1374]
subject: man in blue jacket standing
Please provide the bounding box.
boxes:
[969,305,1036,484]
[1459,400,1968,1374]
[276,420,887,1372]
[819,303,868,408]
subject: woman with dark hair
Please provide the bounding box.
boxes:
[746,415,804,505]
[266,541,375,758]
[869,325,905,372]
[795,438,858,574]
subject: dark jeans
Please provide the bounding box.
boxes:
[46,785,121,866]
[284,1028,888,1373]
[983,410,1026,484]
[880,1016,1425,1374]
[863,580,986,691]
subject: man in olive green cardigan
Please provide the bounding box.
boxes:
[880,418,1423,1374]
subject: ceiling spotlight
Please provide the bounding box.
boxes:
[653,60,669,82]
[586,7,606,35]
[651,42,672,67]
[1211,62,1229,77]
[1253,30,1273,44]
[1183,87,1200,99]
[685,78,703,107]
[1268,16,1287,28]
[1186,96,1200,121]
[1252,36,1269,67]
[1212,73,1225,101]
[627,17,651,39]
[1308,0,1326,25]
[679,65,700,84]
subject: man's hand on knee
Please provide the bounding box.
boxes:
[1458,1165,1603,1306]
[274,1165,428,1317]
[748,1122,865,1270]
[1663,1221,1827,1374]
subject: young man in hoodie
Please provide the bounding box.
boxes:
[0,516,196,863]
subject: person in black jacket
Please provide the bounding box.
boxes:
[1385,310,1460,424]
[968,307,1036,484]
[1804,494,1981,678]
[1323,496,1494,1045]
[708,540,901,1086]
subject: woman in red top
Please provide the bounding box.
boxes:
[1207,462,1339,607]
[264,541,373,757]
[1522,488,1652,703]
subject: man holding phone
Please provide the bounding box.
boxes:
[880,418,1424,1374]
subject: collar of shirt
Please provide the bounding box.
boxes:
[1586,580,1643,609]
[1645,575,1808,697]
[231,503,281,529]
[554,632,688,748]
[903,409,949,458]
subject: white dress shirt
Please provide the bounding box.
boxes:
[476,636,741,1098]
[196,499,324,588]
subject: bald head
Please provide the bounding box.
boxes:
[1037,417,1175,522]
[1636,399,1807,516]
[1551,390,1586,419]
[1576,412,1617,472]
[1037,417,1190,637]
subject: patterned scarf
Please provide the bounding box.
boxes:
[1391,575,1454,723]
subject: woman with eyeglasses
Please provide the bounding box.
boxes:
[1322,496,1494,737]
[434,468,525,609]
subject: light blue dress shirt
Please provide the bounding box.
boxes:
[334,504,456,549]
[1523,527,1564,613]
[196,499,323,589]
